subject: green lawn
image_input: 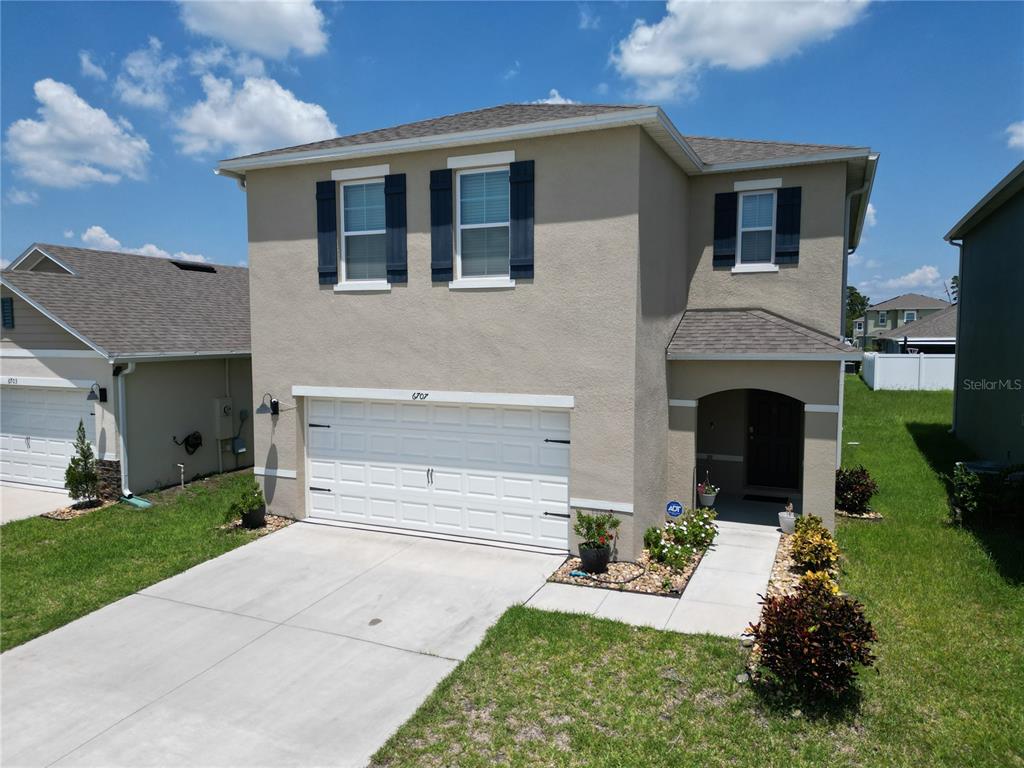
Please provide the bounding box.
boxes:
[372,377,1024,768]
[0,470,265,651]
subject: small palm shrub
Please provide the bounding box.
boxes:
[65,420,99,504]
[835,466,878,515]
[751,587,877,699]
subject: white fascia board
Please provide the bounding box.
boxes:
[331,163,390,181]
[0,348,102,359]
[8,244,77,275]
[653,109,707,171]
[701,149,872,175]
[885,337,956,344]
[849,154,880,251]
[0,278,108,358]
[667,352,862,361]
[291,385,574,409]
[110,350,251,363]
[216,108,662,173]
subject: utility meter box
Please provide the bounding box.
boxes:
[213,398,234,440]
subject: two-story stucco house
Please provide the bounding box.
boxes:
[853,293,950,348]
[216,104,875,559]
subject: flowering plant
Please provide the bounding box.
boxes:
[644,506,718,570]
[697,473,719,497]
[573,511,620,550]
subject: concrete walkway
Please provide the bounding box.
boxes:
[1,524,561,768]
[0,484,71,524]
[527,519,780,637]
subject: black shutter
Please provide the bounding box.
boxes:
[430,169,453,282]
[384,173,407,284]
[775,187,801,264]
[315,180,338,285]
[713,192,737,268]
[1,296,13,329]
[509,160,534,279]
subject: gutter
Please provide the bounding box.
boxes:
[114,362,136,497]
[840,154,879,339]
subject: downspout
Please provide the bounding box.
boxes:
[114,362,136,497]
[947,238,964,434]
[841,176,874,341]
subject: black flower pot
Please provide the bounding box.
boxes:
[579,544,611,574]
[241,504,266,529]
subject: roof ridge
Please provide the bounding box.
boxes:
[682,134,866,150]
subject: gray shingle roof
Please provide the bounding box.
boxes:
[667,309,858,359]
[1,244,250,359]
[878,304,958,340]
[225,103,868,167]
[869,293,950,311]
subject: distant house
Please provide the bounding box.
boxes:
[945,161,1024,465]
[1,244,254,497]
[876,304,957,354]
[854,293,950,348]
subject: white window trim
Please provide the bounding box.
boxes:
[877,311,887,325]
[855,321,864,332]
[331,163,390,181]
[447,150,515,169]
[903,310,917,322]
[735,189,777,268]
[733,178,782,192]
[453,165,514,289]
[337,178,389,290]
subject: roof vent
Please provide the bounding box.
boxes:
[171,260,217,273]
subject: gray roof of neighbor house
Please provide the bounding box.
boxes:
[0,244,250,360]
[878,304,958,340]
[667,309,859,360]
[868,293,950,311]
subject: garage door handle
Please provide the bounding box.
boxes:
[544,439,570,444]
[543,511,570,519]
[309,486,331,492]
[308,423,331,429]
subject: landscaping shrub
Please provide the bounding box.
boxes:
[751,588,877,699]
[835,466,878,515]
[798,569,840,598]
[791,528,840,571]
[65,419,99,504]
[645,507,717,570]
[794,514,826,537]
[949,462,1024,524]
[573,511,620,549]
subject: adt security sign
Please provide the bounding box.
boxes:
[666,500,683,518]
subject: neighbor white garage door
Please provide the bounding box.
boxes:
[0,387,96,489]
[305,398,570,549]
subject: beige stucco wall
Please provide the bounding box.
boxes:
[667,359,840,529]
[246,127,646,551]
[685,163,848,335]
[125,357,254,493]
[1,288,89,350]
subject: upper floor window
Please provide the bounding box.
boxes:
[855,320,864,332]
[341,180,386,282]
[456,167,510,280]
[877,311,887,325]
[903,310,917,322]
[737,190,776,265]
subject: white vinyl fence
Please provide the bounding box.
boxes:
[862,352,955,391]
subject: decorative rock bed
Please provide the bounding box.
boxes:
[219,513,294,537]
[548,549,705,598]
[836,507,884,521]
[765,533,802,599]
[42,499,116,521]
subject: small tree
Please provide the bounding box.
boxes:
[65,419,100,504]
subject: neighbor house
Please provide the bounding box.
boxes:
[1,245,254,497]
[853,292,950,348]
[946,161,1024,465]
[216,103,875,559]
[876,303,957,354]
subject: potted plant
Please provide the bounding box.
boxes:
[778,500,797,534]
[697,473,719,507]
[229,478,267,529]
[573,510,620,574]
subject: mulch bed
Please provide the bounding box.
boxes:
[219,514,294,538]
[548,548,705,598]
[836,507,884,521]
[41,499,117,521]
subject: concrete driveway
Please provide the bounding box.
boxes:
[0,484,71,524]
[0,523,561,768]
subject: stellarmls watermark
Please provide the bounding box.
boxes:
[961,378,1023,391]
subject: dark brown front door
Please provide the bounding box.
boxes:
[747,390,802,489]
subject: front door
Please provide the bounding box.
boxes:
[746,390,802,490]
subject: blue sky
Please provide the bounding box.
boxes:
[2,1,1022,302]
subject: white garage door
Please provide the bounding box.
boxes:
[305,398,570,550]
[0,387,96,489]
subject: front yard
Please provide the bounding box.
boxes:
[372,377,1024,768]
[0,471,271,651]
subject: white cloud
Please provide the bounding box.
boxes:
[63,229,75,239]
[595,82,609,96]
[578,3,600,30]
[5,188,39,205]
[175,74,337,158]
[79,51,107,81]
[1006,120,1024,150]
[4,79,150,188]
[533,89,578,105]
[865,202,877,227]
[189,45,265,78]
[115,37,180,110]
[612,0,869,100]
[503,60,521,81]
[81,225,208,262]
[179,0,327,59]
[880,265,943,291]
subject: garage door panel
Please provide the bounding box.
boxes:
[1,387,95,489]
[306,399,569,549]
